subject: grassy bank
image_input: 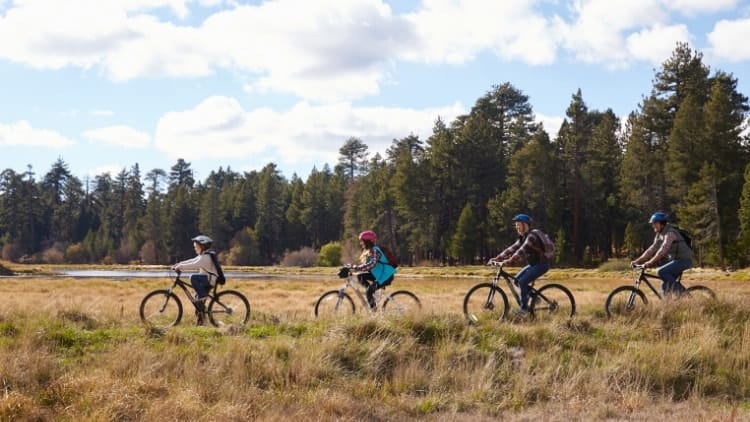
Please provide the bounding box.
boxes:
[0,272,749,420]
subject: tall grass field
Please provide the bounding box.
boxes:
[1,263,749,421]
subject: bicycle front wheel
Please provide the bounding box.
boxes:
[605,286,648,318]
[140,289,183,328]
[530,283,576,321]
[314,290,355,317]
[463,283,509,323]
[207,290,251,327]
[382,290,421,316]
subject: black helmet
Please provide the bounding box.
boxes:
[191,235,213,246]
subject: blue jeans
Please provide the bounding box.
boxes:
[190,274,211,312]
[515,262,550,309]
[657,258,691,295]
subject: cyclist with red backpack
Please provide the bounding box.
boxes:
[489,214,552,317]
[348,230,397,310]
[630,212,692,296]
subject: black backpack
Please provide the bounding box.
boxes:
[671,226,693,250]
[206,250,226,285]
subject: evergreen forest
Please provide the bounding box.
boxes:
[2,43,749,268]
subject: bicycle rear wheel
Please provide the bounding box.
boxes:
[605,286,648,318]
[314,290,355,317]
[207,290,251,327]
[382,290,421,316]
[463,283,509,323]
[140,289,183,328]
[685,285,716,301]
[530,283,576,321]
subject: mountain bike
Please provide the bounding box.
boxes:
[463,260,575,323]
[605,264,716,318]
[314,268,421,317]
[139,271,251,328]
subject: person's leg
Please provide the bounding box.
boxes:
[190,274,211,323]
[657,259,691,295]
[515,263,550,310]
[358,273,377,309]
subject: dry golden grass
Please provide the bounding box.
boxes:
[0,264,749,421]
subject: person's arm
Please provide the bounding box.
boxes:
[644,231,678,267]
[504,234,540,265]
[492,238,521,262]
[632,237,660,265]
[173,254,212,272]
[352,248,381,272]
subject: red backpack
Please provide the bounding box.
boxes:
[377,245,399,268]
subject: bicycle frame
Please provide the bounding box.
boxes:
[337,275,384,313]
[166,273,217,312]
[631,266,667,300]
[490,263,538,306]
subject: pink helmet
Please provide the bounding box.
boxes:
[358,230,377,242]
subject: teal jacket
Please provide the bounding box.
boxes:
[359,245,397,285]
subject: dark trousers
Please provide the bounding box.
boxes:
[190,274,211,312]
[357,272,393,309]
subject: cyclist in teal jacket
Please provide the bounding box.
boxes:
[350,230,397,310]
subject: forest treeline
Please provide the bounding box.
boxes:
[2,43,750,268]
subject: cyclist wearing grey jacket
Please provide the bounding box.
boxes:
[631,212,692,295]
[171,235,218,325]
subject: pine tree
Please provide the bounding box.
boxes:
[450,203,478,265]
[677,163,722,267]
[738,162,750,265]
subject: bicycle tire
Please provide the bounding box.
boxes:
[207,290,251,327]
[685,285,716,300]
[381,290,421,316]
[605,286,648,318]
[140,289,183,328]
[314,290,355,317]
[463,283,509,323]
[529,283,576,320]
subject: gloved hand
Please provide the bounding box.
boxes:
[337,266,351,278]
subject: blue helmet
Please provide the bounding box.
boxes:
[648,212,669,224]
[512,213,532,224]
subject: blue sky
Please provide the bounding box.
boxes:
[1,0,749,183]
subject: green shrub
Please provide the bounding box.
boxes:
[317,242,342,267]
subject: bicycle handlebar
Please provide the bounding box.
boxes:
[486,259,504,268]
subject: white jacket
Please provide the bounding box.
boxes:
[173,253,218,285]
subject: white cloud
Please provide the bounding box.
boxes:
[202,0,407,102]
[561,0,670,66]
[0,120,75,148]
[663,0,739,15]
[626,24,692,64]
[707,18,750,61]
[536,113,564,135]
[154,95,464,168]
[82,125,151,148]
[1,0,747,106]
[402,1,559,65]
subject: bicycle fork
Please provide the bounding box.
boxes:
[159,287,176,313]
